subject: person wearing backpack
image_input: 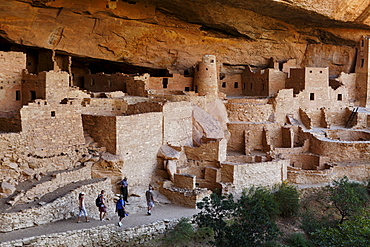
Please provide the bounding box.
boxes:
[97,190,107,221]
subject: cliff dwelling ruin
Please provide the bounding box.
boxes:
[2,36,370,233]
[2,0,370,244]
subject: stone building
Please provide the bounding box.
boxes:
[219,73,243,96]
[355,36,370,108]
[21,70,70,105]
[0,51,26,115]
[242,66,286,97]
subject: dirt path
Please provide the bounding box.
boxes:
[0,204,200,243]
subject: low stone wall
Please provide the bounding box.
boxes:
[221,159,288,195]
[0,178,112,233]
[287,163,370,184]
[18,164,93,204]
[0,217,181,247]
[159,181,211,208]
[310,134,370,162]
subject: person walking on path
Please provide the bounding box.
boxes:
[118,177,129,203]
[115,195,126,227]
[97,190,107,221]
[77,192,89,223]
[145,185,156,216]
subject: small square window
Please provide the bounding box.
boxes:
[337,94,342,101]
[222,82,226,88]
[310,93,314,100]
[51,111,56,117]
[162,78,168,88]
[30,91,36,100]
[16,90,20,101]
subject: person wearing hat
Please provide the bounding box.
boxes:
[115,194,126,227]
[77,192,89,223]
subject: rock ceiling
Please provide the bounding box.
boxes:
[1,0,370,76]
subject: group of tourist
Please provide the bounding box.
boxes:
[77,177,156,227]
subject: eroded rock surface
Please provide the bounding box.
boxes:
[0,0,370,76]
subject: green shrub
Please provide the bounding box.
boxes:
[311,211,370,247]
[285,233,313,247]
[163,218,195,246]
[273,182,300,218]
[299,210,337,236]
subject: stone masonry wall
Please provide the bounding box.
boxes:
[0,51,25,114]
[127,74,149,97]
[288,163,370,184]
[0,131,88,186]
[45,70,70,103]
[83,115,117,154]
[148,74,193,91]
[126,101,163,115]
[0,218,181,247]
[221,159,289,195]
[309,134,370,162]
[116,112,163,187]
[219,73,242,96]
[163,101,193,147]
[268,69,287,96]
[228,122,281,153]
[81,98,128,116]
[226,99,274,122]
[185,140,224,162]
[21,71,46,105]
[18,164,93,204]
[20,101,85,153]
[0,178,112,233]
[0,113,21,132]
[84,73,129,92]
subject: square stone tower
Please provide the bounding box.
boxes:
[355,36,370,107]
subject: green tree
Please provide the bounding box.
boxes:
[324,176,369,223]
[300,176,370,245]
[193,192,236,246]
[194,186,281,247]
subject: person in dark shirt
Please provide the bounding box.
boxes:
[115,195,126,227]
[145,185,155,215]
[118,177,129,203]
